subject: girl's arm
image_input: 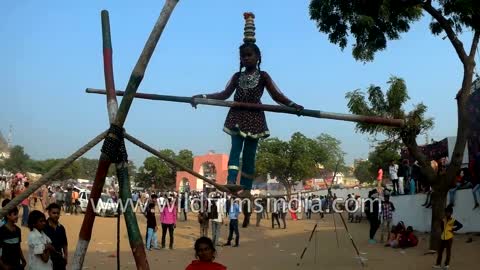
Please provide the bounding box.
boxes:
[194,73,239,100]
[453,220,463,231]
[262,72,303,110]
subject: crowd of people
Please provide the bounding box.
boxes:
[378,156,480,210]
[0,166,476,269]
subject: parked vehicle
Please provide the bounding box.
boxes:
[78,190,118,217]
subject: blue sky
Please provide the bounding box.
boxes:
[1,0,475,168]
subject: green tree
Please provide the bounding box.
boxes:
[310,0,479,249]
[256,132,328,197]
[354,159,374,184]
[316,133,346,172]
[176,150,194,169]
[3,145,30,173]
[29,158,80,181]
[135,149,193,190]
[368,140,402,176]
[345,77,444,247]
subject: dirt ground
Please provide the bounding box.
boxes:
[17,208,480,270]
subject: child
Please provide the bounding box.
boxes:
[399,226,418,249]
[44,203,68,270]
[433,205,463,269]
[185,237,226,270]
[145,202,159,250]
[380,193,395,243]
[27,210,55,270]
[0,199,27,269]
[192,12,303,194]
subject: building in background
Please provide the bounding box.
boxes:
[175,151,228,192]
[0,131,9,159]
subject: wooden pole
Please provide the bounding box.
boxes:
[86,89,405,127]
[74,1,179,269]
[0,130,107,219]
[100,10,121,270]
[102,10,119,123]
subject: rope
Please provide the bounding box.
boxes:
[0,130,108,219]
[102,124,128,163]
[125,133,231,194]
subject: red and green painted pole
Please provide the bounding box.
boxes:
[73,1,179,269]
[72,10,121,270]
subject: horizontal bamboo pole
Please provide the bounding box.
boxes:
[86,89,405,127]
[0,130,108,219]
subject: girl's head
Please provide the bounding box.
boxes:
[239,43,261,72]
[28,210,47,231]
[1,199,19,223]
[194,237,216,262]
[445,205,454,218]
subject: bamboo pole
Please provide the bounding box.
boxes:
[0,131,107,219]
[74,1,179,269]
[73,10,122,269]
[102,10,119,123]
[86,89,405,127]
[100,10,121,270]
[125,133,230,193]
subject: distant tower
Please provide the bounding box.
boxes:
[425,133,430,145]
[7,125,13,148]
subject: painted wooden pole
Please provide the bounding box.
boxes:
[102,10,119,123]
[85,89,406,127]
[0,131,107,219]
[101,10,121,270]
[73,10,122,270]
[74,1,179,269]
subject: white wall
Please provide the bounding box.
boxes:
[391,189,480,233]
[307,188,370,198]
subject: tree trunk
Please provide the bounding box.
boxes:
[429,188,448,251]
[285,183,292,201]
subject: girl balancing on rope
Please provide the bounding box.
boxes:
[192,12,303,195]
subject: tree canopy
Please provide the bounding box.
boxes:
[256,132,345,194]
[1,145,30,173]
[309,0,479,62]
[346,76,434,142]
[354,159,374,184]
[135,149,193,189]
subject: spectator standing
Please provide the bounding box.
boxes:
[380,193,395,243]
[160,198,177,249]
[0,199,27,269]
[44,203,68,270]
[224,200,240,247]
[389,160,399,195]
[210,196,223,246]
